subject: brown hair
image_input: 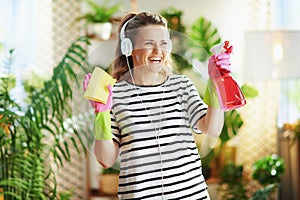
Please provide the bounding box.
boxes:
[112,11,173,81]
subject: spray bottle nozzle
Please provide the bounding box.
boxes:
[210,40,233,55]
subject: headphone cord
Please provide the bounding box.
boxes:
[125,56,166,199]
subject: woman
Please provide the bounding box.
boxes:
[84,11,227,200]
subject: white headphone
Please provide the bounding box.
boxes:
[120,18,173,57]
[120,19,133,57]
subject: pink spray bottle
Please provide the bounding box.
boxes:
[210,41,246,111]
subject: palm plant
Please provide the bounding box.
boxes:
[0,36,90,199]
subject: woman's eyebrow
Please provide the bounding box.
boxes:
[143,39,167,42]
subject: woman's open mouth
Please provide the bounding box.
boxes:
[148,57,162,64]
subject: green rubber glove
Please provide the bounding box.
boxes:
[203,78,220,108]
[94,111,113,140]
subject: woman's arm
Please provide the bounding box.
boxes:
[83,75,118,168]
[196,106,224,137]
[94,140,119,168]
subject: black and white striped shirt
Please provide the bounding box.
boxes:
[111,74,209,199]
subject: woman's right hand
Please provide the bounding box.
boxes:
[83,73,113,113]
[208,52,231,78]
[84,73,118,168]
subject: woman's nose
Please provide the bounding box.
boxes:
[152,43,162,53]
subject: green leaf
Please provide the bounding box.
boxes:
[189,16,221,62]
[63,141,71,160]
[220,110,243,145]
[0,37,90,199]
[241,84,259,99]
[250,183,278,200]
[77,0,121,23]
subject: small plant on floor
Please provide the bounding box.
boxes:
[251,154,285,200]
[219,162,248,200]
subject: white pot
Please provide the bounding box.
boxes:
[92,22,112,40]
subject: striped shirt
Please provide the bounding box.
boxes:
[111,74,209,200]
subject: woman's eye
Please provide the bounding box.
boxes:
[145,41,153,46]
[160,42,169,49]
[161,42,168,47]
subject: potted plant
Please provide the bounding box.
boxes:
[282,119,300,144]
[0,37,90,199]
[77,0,121,40]
[219,162,248,200]
[252,154,285,186]
[99,162,120,195]
[251,154,285,200]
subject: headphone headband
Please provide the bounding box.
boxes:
[120,19,131,40]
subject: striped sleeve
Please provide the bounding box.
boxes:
[183,76,208,133]
[110,108,121,145]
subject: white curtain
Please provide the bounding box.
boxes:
[0,0,36,76]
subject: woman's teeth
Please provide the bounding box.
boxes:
[149,57,162,63]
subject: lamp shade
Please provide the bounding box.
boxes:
[244,31,300,80]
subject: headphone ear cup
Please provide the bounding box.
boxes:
[121,38,133,57]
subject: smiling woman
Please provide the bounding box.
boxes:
[81,11,231,200]
[129,25,171,85]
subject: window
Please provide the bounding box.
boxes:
[0,0,36,76]
[275,0,300,29]
[275,0,300,125]
[0,0,36,102]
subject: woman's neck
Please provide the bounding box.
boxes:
[132,69,165,86]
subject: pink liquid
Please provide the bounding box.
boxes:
[213,74,246,111]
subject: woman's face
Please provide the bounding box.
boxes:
[132,25,171,73]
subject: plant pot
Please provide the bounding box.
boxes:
[210,146,237,178]
[99,174,119,195]
[202,167,212,179]
[90,22,112,40]
[0,188,4,200]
